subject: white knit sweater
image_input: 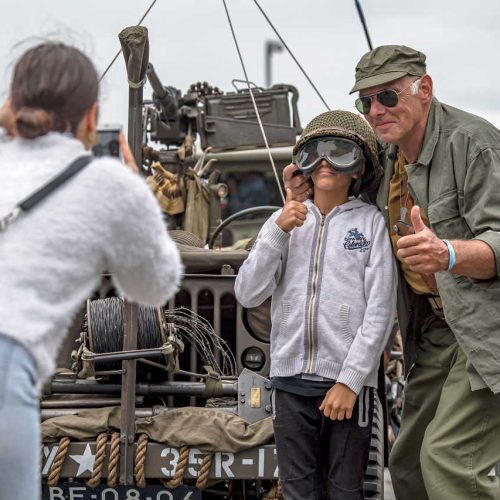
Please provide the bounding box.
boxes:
[0,133,183,382]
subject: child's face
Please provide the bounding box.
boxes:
[310,159,360,194]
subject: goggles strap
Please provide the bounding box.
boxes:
[350,177,363,198]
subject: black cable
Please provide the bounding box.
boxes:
[253,0,330,111]
[354,0,374,50]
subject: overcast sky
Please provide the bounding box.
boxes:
[1,0,500,132]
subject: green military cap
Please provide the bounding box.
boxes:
[350,45,426,94]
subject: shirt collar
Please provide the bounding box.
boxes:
[415,97,442,167]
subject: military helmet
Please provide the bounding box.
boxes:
[293,110,383,196]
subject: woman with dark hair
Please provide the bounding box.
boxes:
[0,42,182,499]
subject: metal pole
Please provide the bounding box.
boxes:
[49,379,239,395]
[117,25,149,485]
[128,87,144,167]
[264,40,284,88]
[119,301,139,485]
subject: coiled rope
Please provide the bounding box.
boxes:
[46,437,70,486]
[107,432,121,487]
[164,445,190,488]
[195,453,213,489]
[44,436,218,488]
[134,434,149,488]
[85,432,108,488]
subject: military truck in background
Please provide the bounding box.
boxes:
[40,26,386,500]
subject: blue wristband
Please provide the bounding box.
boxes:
[442,239,456,271]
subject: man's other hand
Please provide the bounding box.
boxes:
[282,163,313,202]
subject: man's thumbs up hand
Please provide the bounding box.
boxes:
[276,187,308,233]
[411,205,427,233]
[397,205,451,273]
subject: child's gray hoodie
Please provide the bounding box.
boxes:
[235,198,397,394]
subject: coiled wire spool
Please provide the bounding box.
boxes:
[85,299,237,379]
[86,297,164,373]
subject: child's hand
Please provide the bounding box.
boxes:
[276,188,308,233]
[319,383,357,420]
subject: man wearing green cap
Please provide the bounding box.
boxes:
[285,44,500,500]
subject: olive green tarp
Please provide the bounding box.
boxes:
[177,244,249,273]
[182,168,210,243]
[41,406,274,453]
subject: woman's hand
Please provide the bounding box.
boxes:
[119,132,139,174]
[282,163,313,202]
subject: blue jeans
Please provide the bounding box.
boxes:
[0,335,40,500]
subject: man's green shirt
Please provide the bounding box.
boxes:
[377,97,500,392]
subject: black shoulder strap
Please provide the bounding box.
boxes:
[0,155,93,231]
[19,155,93,211]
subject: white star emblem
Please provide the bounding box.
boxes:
[69,443,96,476]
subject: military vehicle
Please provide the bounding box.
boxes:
[40,24,387,500]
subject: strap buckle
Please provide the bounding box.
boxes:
[427,295,443,311]
[0,207,22,232]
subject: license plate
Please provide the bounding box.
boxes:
[42,483,200,500]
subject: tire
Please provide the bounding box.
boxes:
[363,391,385,499]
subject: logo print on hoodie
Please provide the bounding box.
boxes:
[343,228,371,252]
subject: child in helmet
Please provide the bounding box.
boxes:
[235,110,396,500]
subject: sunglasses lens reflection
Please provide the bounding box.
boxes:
[377,90,399,107]
[355,97,371,114]
[355,89,399,115]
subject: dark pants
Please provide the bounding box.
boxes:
[389,319,500,500]
[273,387,374,500]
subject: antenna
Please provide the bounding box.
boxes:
[354,0,373,50]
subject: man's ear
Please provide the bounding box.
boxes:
[419,74,433,103]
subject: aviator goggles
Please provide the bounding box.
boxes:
[296,136,365,177]
[355,78,421,115]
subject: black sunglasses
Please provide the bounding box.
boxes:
[355,78,421,115]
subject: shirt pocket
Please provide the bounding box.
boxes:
[427,189,473,239]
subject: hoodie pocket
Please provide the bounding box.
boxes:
[275,295,308,358]
[316,300,353,355]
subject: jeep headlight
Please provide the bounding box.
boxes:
[242,297,271,343]
[241,347,265,371]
